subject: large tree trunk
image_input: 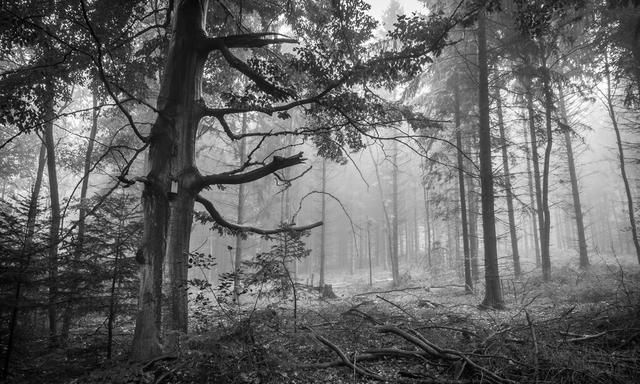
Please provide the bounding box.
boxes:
[540,63,554,281]
[131,0,208,360]
[557,85,589,268]
[3,143,46,377]
[43,90,61,347]
[477,10,503,309]
[454,80,472,292]
[605,51,640,263]
[495,88,521,278]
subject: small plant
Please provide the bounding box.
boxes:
[242,226,311,330]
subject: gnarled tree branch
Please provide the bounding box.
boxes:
[195,195,322,235]
[195,152,306,191]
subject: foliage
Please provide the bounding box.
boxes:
[0,190,141,378]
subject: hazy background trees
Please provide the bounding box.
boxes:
[1,0,639,375]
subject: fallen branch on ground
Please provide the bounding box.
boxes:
[304,327,386,381]
[353,286,428,297]
[558,331,607,342]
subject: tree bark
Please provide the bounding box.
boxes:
[454,80,472,292]
[131,0,208,360]
[43,90,61,347]
[557,85,589,268]
[495,88,521,277]
[477,9,504,309]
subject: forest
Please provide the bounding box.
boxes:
[1,0,639,383]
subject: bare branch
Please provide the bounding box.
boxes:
[195,152,306,191]
[195,195,321,235]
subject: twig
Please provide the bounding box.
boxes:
[305,328,386,381]
[558,331,607,343]
[342,308,382,325]
[376,295,418,321]
[525,311,539,383]
[379,326,446,358]
[353,286,428,297]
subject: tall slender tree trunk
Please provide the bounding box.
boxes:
[43,90,61,347]
[233,113,248,303]
[526,91,545,271]
[423,172,432,269]
[367,219,373,286]
[540,63,554,281]
[413,186,419,264]
[557,85,589,268]
[391,141,400,285]
[371,148,394,277]
[478,9,504,309]
[454,80,472,292]
[466,143,479,281]
[62,88,100,340]
[3,143,46,378]
[605,51,640,263]
[523,117,541,266]
[319,158,327,287]
[107,194,125,359]
[495,88,521,277]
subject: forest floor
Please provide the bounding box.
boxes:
[8,263,640,384]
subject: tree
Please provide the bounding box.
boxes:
[3,0,456,361]
[495,86,521,277]
[477,7,504,309]
[454,78,473,292]
[557,84,589,268]
[603,49,640,263]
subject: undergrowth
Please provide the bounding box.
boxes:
[5,263,639,384]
